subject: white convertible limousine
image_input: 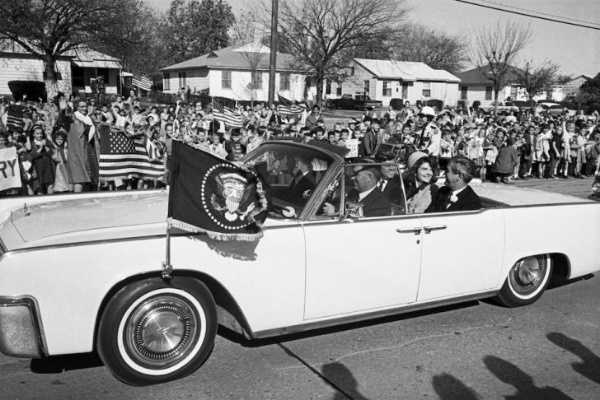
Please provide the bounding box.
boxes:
[0,141,599,385]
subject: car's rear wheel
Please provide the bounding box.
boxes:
[496,255,552,307]
[97,277,217,385]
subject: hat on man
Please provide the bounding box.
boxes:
[419,106,436,117]
[407,151,429,169]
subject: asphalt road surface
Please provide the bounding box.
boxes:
[0,178,597,400]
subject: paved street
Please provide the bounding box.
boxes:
[1,179,598,400]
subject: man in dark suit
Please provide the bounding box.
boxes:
[378,163,405,214]
[288,156,316,201]
[353,168,391,217]
[426,157,482,213]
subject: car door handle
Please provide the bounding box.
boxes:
[396,227,422,235]
[423,225,447,234]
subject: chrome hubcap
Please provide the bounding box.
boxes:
[125,295,199,369]
[509,256,547,295]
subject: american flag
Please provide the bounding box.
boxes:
[6,105,24,132]
[99,125,165,180]
[277,104,304,118]
[132,75,152,91]
[213,106,244,128]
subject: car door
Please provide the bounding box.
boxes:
[303,217,423,320]
[302,164,422,320]
[416,209,504,302]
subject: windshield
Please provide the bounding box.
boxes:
[244,142,336,218]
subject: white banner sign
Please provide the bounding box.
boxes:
[0,147,22,191]
[345,139,359,158]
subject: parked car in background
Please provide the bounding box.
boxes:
[0,141,599,386]
[327,93,382,110]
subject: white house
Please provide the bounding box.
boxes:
[161,44,307,102]
[456,66,529,106]
[563,75,591,98]
[0,39,122,97]
[324,59,461,107]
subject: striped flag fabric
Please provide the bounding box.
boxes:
[214,107,244,128]
[98,125,165,180]
[132,75,152,91]
[6,105,24,132]
[277,104,304,118]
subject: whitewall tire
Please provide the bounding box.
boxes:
[496,255,552,307]
[97,277,217,385]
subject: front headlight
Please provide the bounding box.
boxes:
[0,297,45,358]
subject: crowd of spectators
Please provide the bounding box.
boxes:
[1,93,599,199]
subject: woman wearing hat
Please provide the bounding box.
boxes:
[403,151,438,214]
[29,123,55,194]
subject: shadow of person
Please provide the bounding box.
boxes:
[432,373,480,400]
[483,355,573,400]
[547,332,600,384]
[321,362,370,400]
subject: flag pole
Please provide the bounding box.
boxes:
[162,219,173,280]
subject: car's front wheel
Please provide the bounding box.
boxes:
[495,255,552,307]
[97,277,217,385]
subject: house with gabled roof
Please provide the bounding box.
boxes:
[160,43,308,102]
[324,58,461,107]
[0,39,122,97]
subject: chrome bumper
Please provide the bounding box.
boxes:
[0,296,46,358]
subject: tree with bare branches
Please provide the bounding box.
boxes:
[277,0,407,105]
[515,60,559,101]
[0,0,144,99]
[471,20,532,103]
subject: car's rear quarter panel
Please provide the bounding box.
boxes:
[502,203,600,278]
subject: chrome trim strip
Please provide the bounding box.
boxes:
[0,295,48,357]
[251,290,498,339]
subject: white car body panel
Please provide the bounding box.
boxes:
[0,177,599,357]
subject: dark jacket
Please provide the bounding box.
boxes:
[493,145,519,174]
[426,185,481,213]
[359,188,391,217]
[289,171,316,200]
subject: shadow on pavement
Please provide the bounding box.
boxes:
[321,362,370,400]
[432,373,480,400]
[547,332,600,384]
[30,352,103,374]
[483,355,573,400]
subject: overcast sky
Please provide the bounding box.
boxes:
[144,0,600,76]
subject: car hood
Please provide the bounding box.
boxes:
[1,191,168,250]
[0,190,297,250]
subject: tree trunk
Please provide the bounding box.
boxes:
[44,55,60,101]
[315,71,324,107]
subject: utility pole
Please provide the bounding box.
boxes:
[268,0,279,106]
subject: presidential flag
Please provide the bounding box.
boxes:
[168,140,267,242]
[98,125,165,180]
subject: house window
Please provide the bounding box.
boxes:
[97,68,110,84]
[402,82,408,99]
[422,82,431,98]
[383,80,392,97]
[222,70,231,89]
[251,71,262,90]
[364,80,370,95]
[178,72,187,89]
[163,72,170,91]
[461,86,468,100]
[73,66,85,87]
[325,80,331,95]
[280,73,290,91]
[510,85,518,99]
[485,86,493,100]
[336,84,342,96]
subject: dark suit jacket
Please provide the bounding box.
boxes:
[359,188,391,217]
[289,171,316,200]
[426,185,481,213]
